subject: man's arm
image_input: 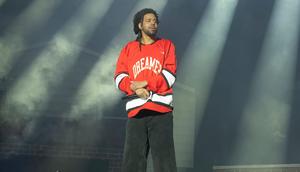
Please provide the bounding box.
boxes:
[147,41,177,93]
[114,46,135,95]
[115,46,150,99]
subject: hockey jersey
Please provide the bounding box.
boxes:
[114,38,177,117]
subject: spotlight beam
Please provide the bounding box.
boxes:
[231,0,300,163]
[0,0,61,78]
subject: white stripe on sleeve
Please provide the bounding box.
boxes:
[162,69,176,87]
[115,73,129,89]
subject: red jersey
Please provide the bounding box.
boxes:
[114,38,177,117]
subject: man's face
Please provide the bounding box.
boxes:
[139,13,158,37]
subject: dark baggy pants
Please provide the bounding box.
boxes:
[121,110,177,172]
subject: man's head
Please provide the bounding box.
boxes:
[133,8,159,37]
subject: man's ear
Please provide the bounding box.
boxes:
[138,23,142,30]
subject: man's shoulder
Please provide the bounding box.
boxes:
[157,38,174,45]
[124,40,139,48]
[156,38,175,48]
[120,40,139,54]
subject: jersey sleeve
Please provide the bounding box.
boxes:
[147,41,177,93]
[114,46,134,95]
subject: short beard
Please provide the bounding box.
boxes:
[142,29,157,37]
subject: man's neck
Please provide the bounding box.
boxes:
[141,33,156,45]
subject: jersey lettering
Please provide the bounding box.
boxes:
[133,56,162,79]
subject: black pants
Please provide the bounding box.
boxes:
[121,110,177,172]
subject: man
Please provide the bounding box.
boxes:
[114,8,177,172]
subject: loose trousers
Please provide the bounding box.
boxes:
[121,110,177,172]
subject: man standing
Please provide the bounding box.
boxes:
[114,8,177,172]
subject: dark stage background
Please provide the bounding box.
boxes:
[1,0,300,171]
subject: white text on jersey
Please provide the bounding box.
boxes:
[132,56,162,79]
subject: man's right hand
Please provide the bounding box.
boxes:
[135,88,150,99]
[130,81,148,91]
